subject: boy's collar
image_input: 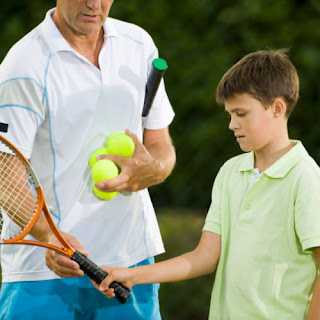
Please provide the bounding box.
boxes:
[238,140,308,178]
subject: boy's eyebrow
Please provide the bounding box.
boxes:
[224,107,247,114]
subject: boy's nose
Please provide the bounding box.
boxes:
[229,117,239,130]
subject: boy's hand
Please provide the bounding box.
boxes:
[89,266,134,298]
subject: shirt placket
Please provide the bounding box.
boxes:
[238,172,262,225]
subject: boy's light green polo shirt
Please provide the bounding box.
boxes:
[203,141,320,320]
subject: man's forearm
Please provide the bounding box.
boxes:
[30,211,55,242]
[146,138,176,184]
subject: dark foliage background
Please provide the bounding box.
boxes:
[1,1,320,209]
[1,1,320,319]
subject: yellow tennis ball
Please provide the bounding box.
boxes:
[105,131,135,158]
[91,159,119,183]
[89,147,108,168]
[93,185,118,200]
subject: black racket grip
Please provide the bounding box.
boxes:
[142,58,168,118]
[71,251,131,304]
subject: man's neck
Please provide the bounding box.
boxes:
[67,30,104,68]
[52,13,104,68]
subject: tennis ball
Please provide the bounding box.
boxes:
[91,159,119,183]
[89,147,108,168]
[93,185,118,200]
[105,132,135,158]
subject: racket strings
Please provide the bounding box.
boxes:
[0,167,36,227]
[0,157,37,220]
[0,155,37,216]
[0,150,38,238]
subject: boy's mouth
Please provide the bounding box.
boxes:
[235,135,245,142]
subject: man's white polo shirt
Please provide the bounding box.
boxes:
[0,9,174,282]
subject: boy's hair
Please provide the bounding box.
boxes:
[216,49,299,117]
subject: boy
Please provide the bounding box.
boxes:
[93,50,320,319]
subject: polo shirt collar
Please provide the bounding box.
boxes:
[39,8,119,54]
[238,140,308,178]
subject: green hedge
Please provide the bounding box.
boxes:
[1,1,320,208]
[111,1,320,209]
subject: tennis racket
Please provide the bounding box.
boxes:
[0,134,131,304]
[142,58,168,129]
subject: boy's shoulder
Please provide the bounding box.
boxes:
[284,141,320,182]
[293,153,320,183]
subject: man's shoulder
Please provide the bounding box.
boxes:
[0,26,49,82]
[107,17,154,47]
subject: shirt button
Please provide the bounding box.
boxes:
[244,202,252,210]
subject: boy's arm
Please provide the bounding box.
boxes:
[306,247,320,320]
[95,231,221,297]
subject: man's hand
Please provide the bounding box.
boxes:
[95,128,175,192]
[45,232,88,278]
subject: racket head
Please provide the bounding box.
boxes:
[0,135,43,243]
[0,135,74,256]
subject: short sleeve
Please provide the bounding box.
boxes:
[295,163,320,251]
[0,62,45,158]
[203,166,224,235]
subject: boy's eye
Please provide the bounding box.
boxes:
[236,112,246,117]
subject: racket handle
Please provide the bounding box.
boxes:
[142,58,168,121]
[71,251,132,304]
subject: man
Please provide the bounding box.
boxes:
[0,0,175,319]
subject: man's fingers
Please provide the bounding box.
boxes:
[95,173,129,192]
[96,154,129,166]
[46,250,84,277]
[124,129,143,151]
[52,265,84,278]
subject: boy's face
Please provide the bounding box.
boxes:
[225,94,280,152]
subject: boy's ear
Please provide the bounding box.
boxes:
[272,98,287,118]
